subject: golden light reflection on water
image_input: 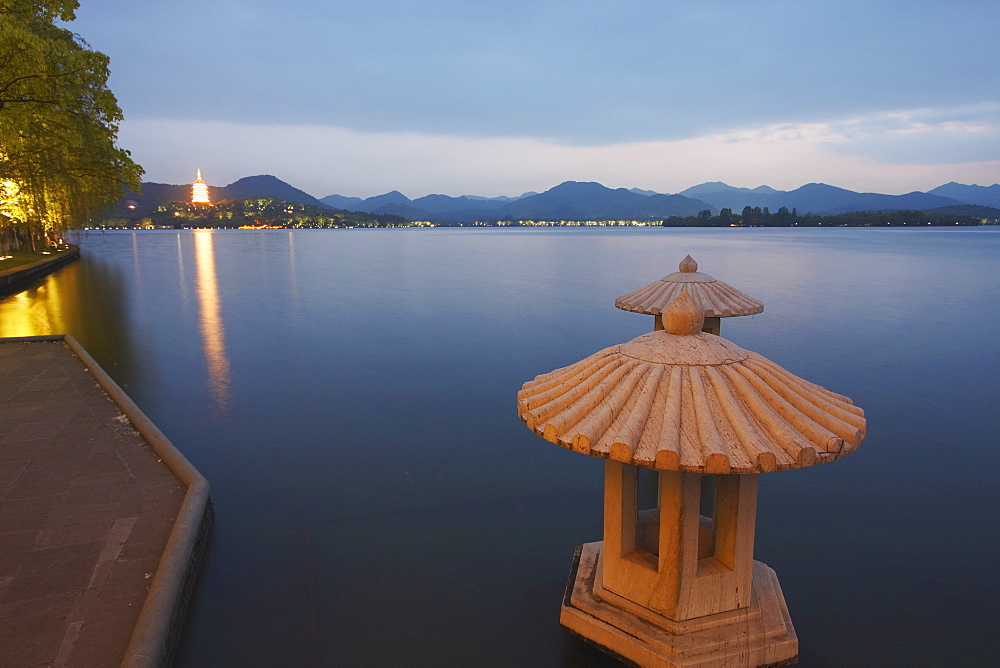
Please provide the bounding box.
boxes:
[0,254,133,371]
[0,279,67,336]
[177,233,187,304]
[193,231,232,412]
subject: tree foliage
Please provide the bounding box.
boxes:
[0,0,142,251]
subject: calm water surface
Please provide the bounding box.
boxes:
[2,227,998,666]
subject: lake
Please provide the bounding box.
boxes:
[2,226,998,666]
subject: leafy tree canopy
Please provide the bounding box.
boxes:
[0,0,141,251]
[0,1,77,23]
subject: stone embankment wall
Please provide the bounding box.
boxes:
[0,246,80,297]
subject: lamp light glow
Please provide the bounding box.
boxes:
[191,169,211,204]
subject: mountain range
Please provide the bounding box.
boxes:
[116,176,1000,222]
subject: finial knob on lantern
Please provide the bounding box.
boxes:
[662,289,704,335]
[678,254,698,273]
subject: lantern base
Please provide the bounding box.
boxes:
[561,542,798,667]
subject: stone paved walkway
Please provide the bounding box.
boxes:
[0,340,186,667]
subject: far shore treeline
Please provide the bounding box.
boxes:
[102,198,990,229]
[660,207,986,228]
[133,199,410,229]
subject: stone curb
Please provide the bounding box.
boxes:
[2,334,211,667]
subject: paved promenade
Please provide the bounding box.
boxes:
[0,338,206,666]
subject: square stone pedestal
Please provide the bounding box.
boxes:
[561,542,798,667]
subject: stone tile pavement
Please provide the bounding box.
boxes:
[0,340,186,667]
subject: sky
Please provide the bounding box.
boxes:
[68,0,999,198]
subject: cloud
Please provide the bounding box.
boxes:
[119,107,1000,198]
[77,1,1000,147]
[817,103,1000,164]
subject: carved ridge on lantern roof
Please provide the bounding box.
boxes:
[615,254,764,318]
[517,290,864,474]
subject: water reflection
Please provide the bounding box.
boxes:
[193,231,232,413]
[1,276,69,334]
[0,253,137,387]
[5,228,997,666]
[131,232,142,296]
[176,232,188,305]
[288,230,298,304]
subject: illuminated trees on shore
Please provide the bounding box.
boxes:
[0,0,141,251]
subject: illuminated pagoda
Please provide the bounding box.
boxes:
[191,169,211,205]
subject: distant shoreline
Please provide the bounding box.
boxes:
[84,221,997,231]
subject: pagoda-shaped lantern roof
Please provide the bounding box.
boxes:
[615,254,764,318]
[518,290,865,474]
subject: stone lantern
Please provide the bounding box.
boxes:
[615,255,763,334]
[517,291,865,667]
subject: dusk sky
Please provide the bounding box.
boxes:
[70,1,999,198]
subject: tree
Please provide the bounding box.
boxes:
[0,0,142,251]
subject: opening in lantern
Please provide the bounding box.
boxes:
[698,475,716,559]
[636,468,659,555]
[697,474,747,577]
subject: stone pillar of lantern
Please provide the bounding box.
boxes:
[600,463,759,622]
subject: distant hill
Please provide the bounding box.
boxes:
[322,190,422,216]
[502,181,711,220]
[319,194,364,209]
[112,174,331,219]
[680,182,778,196]
[677,182,785,210]
[320,190,522,220]
[118,182,192,212]
[927,182,1000,209]
[109,175,1000,224]
[802,186,960,214]
[360,190,410,210]
[367,202,434,219]
[463,192,536,201]
[679,182,962,214]
[218,175,328,208]
[411,194,508,219]
[314,181,710,222]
